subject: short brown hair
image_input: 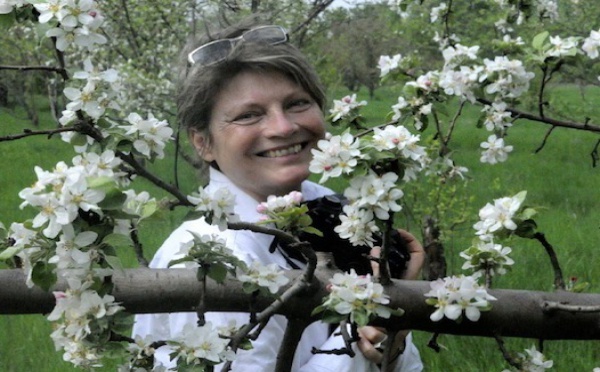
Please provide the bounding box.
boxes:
[177,24,326,145]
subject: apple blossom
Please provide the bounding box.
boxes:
[329,93,367,122]
[460,241,514,278]
[480,134,513,164]
[425,275,496,322]
[237,261,290,294]
[169,323,235,367]
[582,29,600,59]
[378,54,403,77]
[315,269,400,327]
[119,112,174,159]
[473,192,525,240]
[187,186,238,231]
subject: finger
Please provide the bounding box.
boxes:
[370,247,381,277]
[357,327,386,364]
[397,229,425,280]
[397,229,424,254]
[358,326,387,344]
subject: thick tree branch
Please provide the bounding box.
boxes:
[2,268,600,341]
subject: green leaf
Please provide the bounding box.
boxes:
[390,307,405,317]
[104,255,125,274]
[0,13,16,30]
[69,132,89,147]
[87,176,118,190]
[519,207,537,220]
[98,189,127,210]
[513,190,527,205]
[302,226,323,237]
[515,219,538,239]
[140,199,158,219]
[353,310,369,327]
[102,233,133,249]
[320,310,347,324]
[0,246,21,261]
[532,31,549,50]
[31,262,57,292]
[208,263,228,284]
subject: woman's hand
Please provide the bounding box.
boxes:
[397,229,425,280]
[357,230,424,365]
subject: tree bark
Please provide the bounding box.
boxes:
[1,268,600,341]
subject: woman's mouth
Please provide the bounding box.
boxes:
[260,143,305,158]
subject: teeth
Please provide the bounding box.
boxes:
[263,144,302,158]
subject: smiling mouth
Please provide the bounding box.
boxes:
[260,143,305,158]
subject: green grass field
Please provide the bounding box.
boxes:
[1,84,599,371]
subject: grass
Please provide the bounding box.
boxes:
[1,84,600,370]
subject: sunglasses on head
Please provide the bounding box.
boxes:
[187,25,289,66]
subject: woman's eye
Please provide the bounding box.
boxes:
[232,112,262,125]
[287,99,312,111]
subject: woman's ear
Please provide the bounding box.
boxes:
[189,129,215,162]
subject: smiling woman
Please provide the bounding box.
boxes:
[132,19,424,371]
[190,70,325,201]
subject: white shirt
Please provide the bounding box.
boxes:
[133,168,423,371]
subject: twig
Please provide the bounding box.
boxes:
[442,100,466,156]
[116,151,192,207]
[534,126,556,153]
[311,320,357,357]
[592,138,600,167]
[543,301,600,313]
[221,240,318,370]
[129,222,149,267]
[196,269,207,327]
[532,232,565,290]
[427,332,443,352]
[379,329,399,372]
[0,65,68,79]
[494,334,521,369]
[0,127,74,142]
[476,97,600,133]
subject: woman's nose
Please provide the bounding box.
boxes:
[264,109,297,137]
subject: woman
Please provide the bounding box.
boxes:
[133,22,424,371]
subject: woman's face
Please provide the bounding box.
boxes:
[191,70,325,201]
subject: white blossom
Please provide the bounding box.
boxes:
[425,275,496,322]
[460,241,514,278]
[480,134,513,164]
[482,101,512,132]
[378,54,403,77]
[320,269,394,325]
[480,56,534,98]
[237,261,290,294]
[0,0,28,14]
[309,132,361,183]
[329,94,367,122]
[546,35,578,58]
[430,2,447,23]
[473,192,525,239]
[582,29,600,59]
[334,204,379,247]
[187,186,238,230]
[513,345,554,371]
[169,323,235,366]
[120,112,174,159]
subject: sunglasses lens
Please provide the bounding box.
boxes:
[188,26,288,66]
[243,26,287,44]
[190,40,232,65]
